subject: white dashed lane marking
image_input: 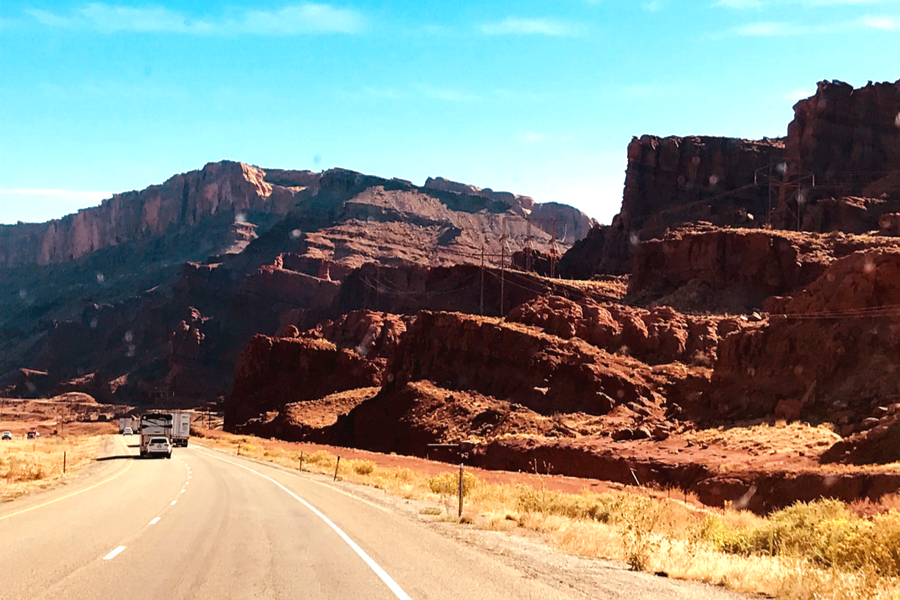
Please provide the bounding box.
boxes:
[149,517,161,525]
[103,546,126,560]
[170,500,177,506]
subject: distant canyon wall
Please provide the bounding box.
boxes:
[0,161,302,268]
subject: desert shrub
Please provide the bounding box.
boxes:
[693,499,900,576]
[428,471,479,497]
[305,451,337,468]
[814,511,900,575]
[619,495,662,571]
[3,456,44,482]
[515,488,651,525]
[353,460,375,475]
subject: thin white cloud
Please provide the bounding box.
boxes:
[802,0,879,5]
[642,1,665,12]
[480,17,584,36]
[723,16,893,36]
[730,21,813,35]
[783,88,814,101]
[348,84,480,102]
[714,0,890,8]
[416,85,480,102]
[863,15,900,28]
[24,3,365,35]
[713,0,764,8]
[238,4,364,34]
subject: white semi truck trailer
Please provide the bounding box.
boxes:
[140,413,172,458]
[139,412,191,457]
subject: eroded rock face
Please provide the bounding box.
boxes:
[225,334,383,426]
[424,176,535,212]
[390,311,661,416]
[629,226,900,311]
[423,177,592,244]
[508,295,734,366]
[303,310,408,361]
[706,248,900,425]
[560,136,784,277]
[0,161,301,268]
[783,80,900,200]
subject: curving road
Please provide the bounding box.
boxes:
[0,436,744,600]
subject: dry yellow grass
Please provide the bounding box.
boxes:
[0,435,102,501]
[197,432,900,600]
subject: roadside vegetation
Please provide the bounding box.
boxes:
[197,432,900,600]
[0,435,102,501]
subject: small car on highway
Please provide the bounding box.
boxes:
[1,431,11,440]
[146,437,172,459]
[26,430,39,439]
[122,427,133,435]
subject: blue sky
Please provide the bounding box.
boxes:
[1,0,898,226]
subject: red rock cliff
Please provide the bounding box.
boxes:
[0,161,305,268]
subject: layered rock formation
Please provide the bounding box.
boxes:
[768,80,900,232]
[226,335,384,426]
[698,248,900,431]
[560,135,784,277]
[1,161,592,401]
[783,80,900,199]
[0,161,300,268]
[628,226,900,311]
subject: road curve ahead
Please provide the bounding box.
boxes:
[0,436,743,600]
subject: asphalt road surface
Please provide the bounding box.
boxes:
[0,436,745,600]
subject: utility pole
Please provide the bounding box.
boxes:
[524,219,534,273]
[500,241,506,317]
[499,217,507,317]
[549,219,559,279]
[479,246,485,316]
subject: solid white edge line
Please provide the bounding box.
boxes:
[197,449,413,600]
[103,546,126,560]
[149,517,161,525]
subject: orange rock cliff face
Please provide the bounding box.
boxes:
[0,161,307,268]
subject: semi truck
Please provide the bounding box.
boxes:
[118,417,133,434]
[140,413,173,458]
[139,412,191,457]
[171,411,191,447]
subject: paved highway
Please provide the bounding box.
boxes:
[0,436,743,600]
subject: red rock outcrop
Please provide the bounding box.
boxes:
[389,311,662,416]
[508,295,738,366]
[705,248,900,427]
[821,408,900,465]
[560,135,784,277]
[334,381,568,456]
[225,334,383,426]
[783,80,900,201]
[302,311,408,361]
[629,226,900,311]
[424,176,536,213]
